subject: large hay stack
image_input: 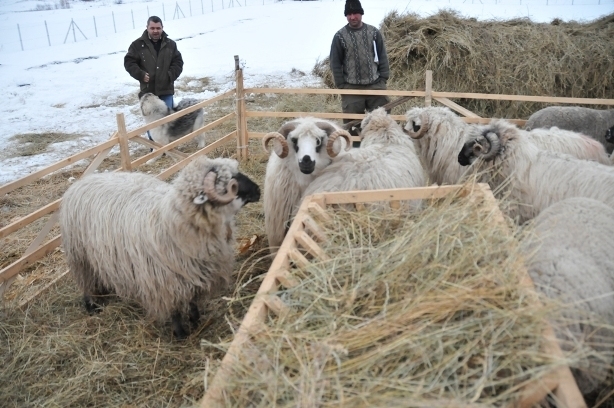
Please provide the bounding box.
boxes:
[314,10,614,118]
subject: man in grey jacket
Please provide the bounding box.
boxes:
[330,0,390,140]
[124,16,184,110]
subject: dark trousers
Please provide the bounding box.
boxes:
[341,79,390,145]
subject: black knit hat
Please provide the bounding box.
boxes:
[344,0,364,16]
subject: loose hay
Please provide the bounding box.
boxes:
[209,189,598,407]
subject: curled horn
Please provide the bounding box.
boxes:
[405,112,430,139]
[262,132,289,158]
[326,129,352,158]
[203,171,238,204]
[474,131,501,161]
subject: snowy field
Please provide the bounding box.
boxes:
[0,0,612,184]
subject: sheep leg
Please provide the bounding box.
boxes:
[83,286,111,314]
[188,300,200,328]
[171,311,189,340]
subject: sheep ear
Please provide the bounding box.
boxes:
[193,193,208,205]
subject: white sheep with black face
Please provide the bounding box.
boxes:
[301,107,426,207]
[457,119,614,223]
[262,117,351,252]
[59,156,261,339]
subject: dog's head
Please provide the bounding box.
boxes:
[139,93,168,117]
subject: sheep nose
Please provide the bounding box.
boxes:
[301,155,313,164]
[299,156,316,174]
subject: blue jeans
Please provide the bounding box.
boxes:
[147,95,174,141]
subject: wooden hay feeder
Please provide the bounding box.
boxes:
[201,183,586,408]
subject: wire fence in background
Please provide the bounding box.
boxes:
[2,0,613,53]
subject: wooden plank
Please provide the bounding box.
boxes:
[316,185,464,205]
[0,235,61,284]
[124,90,235,139]
[248,132,361,144]
[288,248,310,269]
[276,269,298,289]
[425,70,432,107]
[431,92,614,105]
[245,111,406,121]
[0,200,60,239]
[0,135,118,196]
[235,66,248,160]
[294,231,329,261]
[24,213,59,256]
[156,132,237,180]
[116,113,132,171]
[18,269,69,309]
[434,97,481,118]
[302,215,326,242]
[244,87,426,98]
[130,137,189,160]
[130,114,236,169]
[263,295,290,318]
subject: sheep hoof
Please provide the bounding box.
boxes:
[171,311,190,340]
[83,294,103,314]
[188,302,201,328]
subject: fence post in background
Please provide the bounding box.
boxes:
[189,0,192,16]
[131,10,135,29]
[17,24,24,51]
[211,0,214,12]
[72,19,77,42]
[425,70,432,107]
[93,16,98,37]
[116,113,133,172]
[163,3,166,20]
[147,5,150,17]
[44,21,51,46]
[222,0,224,9]
[201,0,204,14]
[112,11,117,33]
[235,55,249,160]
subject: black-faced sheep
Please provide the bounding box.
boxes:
[302,107,425,203]
[405,107,611,188]
[457,119,614,223]
[522,197,614,396]
[525,106,614,153]
[262,117,351,252]
[59,157,261,339]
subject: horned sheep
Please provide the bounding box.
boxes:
[525,106,614,153]
[262,117,351,252]
[302,107,426,204]
[457,119,614,223]
[59,157,261,339]
[405,107,611,188]
[522,197,614,395]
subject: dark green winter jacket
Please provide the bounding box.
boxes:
[124,30,183,96]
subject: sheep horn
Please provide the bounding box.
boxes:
[405,112,430,139]
[203,171,239,205]
[478,131,501,161]
[262,132,289,158]
[326,129,352,157]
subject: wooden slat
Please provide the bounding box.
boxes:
[248,131,361,144]
[263,295,290,318]
[244,87,426,98]
[294,231,329,261]
[425,70,432,107]
[18,269,69,309]
[245,111,406,121]
[288,248,310,269]
[235,65,249,160]
[431,92,614,105]
[307,200,331,222]
[156,131,237,181]
[131,137,189,160]
[124,90,235,139]
[0,201,60,239]
[0,235,61,284]
[276,269,298,289]
[0,135,118,196]
[434,97,481,118]
[302,215,326,242]
[316,185,464,205]
[117,113,132,171]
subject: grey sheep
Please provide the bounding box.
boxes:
[525,106,614,153]
[59,157,261,339]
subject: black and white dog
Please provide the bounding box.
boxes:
[140,93,205,150]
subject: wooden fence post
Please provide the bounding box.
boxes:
[116,113,133,171]
[235,55,248,160]
[425,70,433,107]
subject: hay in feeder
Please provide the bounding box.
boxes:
[208,188,599,407]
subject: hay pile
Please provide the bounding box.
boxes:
[212,188,599,407]
[314,10,614,118]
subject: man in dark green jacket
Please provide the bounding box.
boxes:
[124,16,183,110]
[330,0,390,142]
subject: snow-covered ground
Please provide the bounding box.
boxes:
[0,0,612,184]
